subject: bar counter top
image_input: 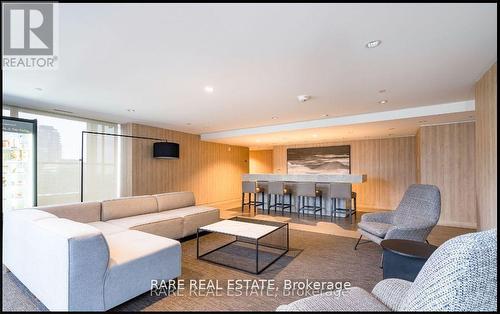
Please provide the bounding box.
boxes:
[242,173,367,184]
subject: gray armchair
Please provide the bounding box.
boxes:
[355,184,441,249]
[277,228,497,311]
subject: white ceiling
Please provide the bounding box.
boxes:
[2,3,497,146]
[203,100,476,149]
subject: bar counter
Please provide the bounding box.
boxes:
[241,173,368,218]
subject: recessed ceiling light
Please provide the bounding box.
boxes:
[204,86,214,93]
[297,95,311,102]
[34,87,43,91]
[378,100,388,104]
[127,109,135,112]
[366,40,382,48]
[271,116,279,120]
[321,114,329,117]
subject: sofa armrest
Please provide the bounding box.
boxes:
[372,278,412,311]
[3,210,109,311]
[361,211,394,224]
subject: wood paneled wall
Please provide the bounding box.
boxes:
[416,122,476,228]
[126,123,249,205]
[379,137,418,210]
[475,63,497,231]
[249,150,273,173]
[272,137,417,210]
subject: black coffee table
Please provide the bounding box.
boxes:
[380,239,438,282]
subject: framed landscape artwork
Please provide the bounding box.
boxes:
[287,145,351,175]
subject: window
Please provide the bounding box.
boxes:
[14,108,120,205]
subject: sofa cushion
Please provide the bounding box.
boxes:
[101,196,158,221]
[357,221,392,238]
[87,221,127,235]
[163,206,220,237]
[103,230,181,310]
[37,202,102,223]
[154,191,195,212]
[106,212,184,239]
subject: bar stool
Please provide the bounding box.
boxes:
[255,181,268,213]
[330,183,357,223]
[296,182,323,219]
[241,181,265,213]
[267,181,292,215]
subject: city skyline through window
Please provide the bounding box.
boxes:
[4,106,120,205]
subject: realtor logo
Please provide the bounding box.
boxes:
[2,2,59,69]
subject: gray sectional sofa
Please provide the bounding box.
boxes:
[3,191,219,311]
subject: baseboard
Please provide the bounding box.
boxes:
[359,208,477,229]
[437,220,477,229]
[200,198,241,210]
[357,206,393,212]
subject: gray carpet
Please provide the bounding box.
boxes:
[3,229,383,311]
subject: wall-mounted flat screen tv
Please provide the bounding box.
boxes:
[287,145,351,174]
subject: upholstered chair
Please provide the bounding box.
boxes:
[329,183,357,223]
[267,181,292,215]
[241,181,265,213]
[296,182,323,219]
[277,228,497,312]
[355,184,441,249]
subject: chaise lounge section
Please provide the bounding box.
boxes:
[3,191,219,311]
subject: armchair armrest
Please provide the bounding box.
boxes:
[384,223,435,242]
[372,278,412,311]
[276,287,390,311]
[360,211,393,224]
